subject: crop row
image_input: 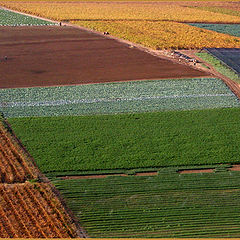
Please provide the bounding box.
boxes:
[53,171,240,237]
[7,107,240,173]
[0,182,78,238]
[0,9,56,26]
[1,78,240,118]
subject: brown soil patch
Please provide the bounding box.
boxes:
[179,169,214,174]
[0,26,208,89]
[61,171,158,179]
[230,164,240,171]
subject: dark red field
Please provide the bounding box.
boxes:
[0,26,208,88]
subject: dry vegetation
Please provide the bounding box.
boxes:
[0,182,78,238]
[73,20,240,49]
[0,121,40,183]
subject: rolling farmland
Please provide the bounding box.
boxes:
[1,1,240,238]
[196,52,240,83]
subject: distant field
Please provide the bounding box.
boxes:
[189,23,240,38]
[2,78,239,118]
[73,20,240,49]
[0,8,55,25]
[196,52,240,84]
[204,48,240,77]
[53,171,240,237]
[8,108,240,174]
[1,1,240,49]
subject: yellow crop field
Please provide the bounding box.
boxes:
[73,20,240,49]
[1,2,240,23]
[1,1,240,49]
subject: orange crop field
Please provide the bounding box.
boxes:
[0,182,78,238]
[0,121,40,183]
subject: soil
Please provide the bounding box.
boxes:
[179,169,214,174]
[230,164,240,171]
[0,26,209,89]
[61,171,158,179]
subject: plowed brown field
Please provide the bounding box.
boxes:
[0,182,78,238]
[0,26,208,89]
[0,121,39,183]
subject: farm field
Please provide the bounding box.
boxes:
[0,119,40,183]
[0,26,207,89]
[0,8,55,25]
[1,2,240,238]
[0,118,83,237]
[1,1,240,49]
[204,48,240,76]
[196,52,240,84]
[1,78,239,118]
[7,108,240,175]
[53,171,240,237]
[189,23,240,38]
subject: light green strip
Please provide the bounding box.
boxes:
[1,78,239,117]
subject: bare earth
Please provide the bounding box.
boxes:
[0,26,208,89]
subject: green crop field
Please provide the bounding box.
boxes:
[1,78,240,118]
[53,171,240,237]
[0,8,56,25]
[189,23,240,38]
[8,107,240,174]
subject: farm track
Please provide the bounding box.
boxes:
[0,120,87,237]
